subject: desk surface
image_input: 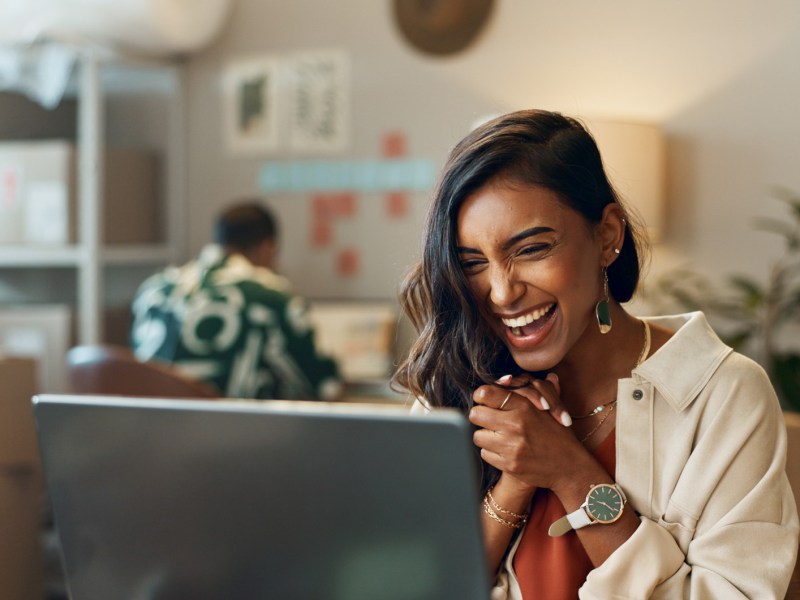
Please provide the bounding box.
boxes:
[343,379,410,405]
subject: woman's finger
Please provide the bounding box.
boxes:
[472,384,515,410]
[469,386,529,439]
[508,374,572,428]
[492,373,545,409]
[489,372,571,426]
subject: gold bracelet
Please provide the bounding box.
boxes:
[483,497,525,529]
[486,486,528,521]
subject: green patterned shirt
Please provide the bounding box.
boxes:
[131,246,342,400]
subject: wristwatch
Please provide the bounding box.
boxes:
[548,483,627,537]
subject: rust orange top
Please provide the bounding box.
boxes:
[513,430,617,599]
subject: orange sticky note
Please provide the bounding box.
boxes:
[336,248,360,277]
[311,220,333,247]
[386,191,409,217]
[382,131,407,158]
[313,194,333,219]
[334,192,357,217]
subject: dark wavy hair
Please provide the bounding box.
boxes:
[392,109,647,490]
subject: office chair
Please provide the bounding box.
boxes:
[66,344,220,399]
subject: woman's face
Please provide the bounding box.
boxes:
[456,181,603,372]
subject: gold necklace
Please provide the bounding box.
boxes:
[579,320,651,443]
[636,320,652,368]
[580,402,616,443]
[573,398,616,420]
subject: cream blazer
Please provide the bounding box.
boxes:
[420,312,799,599]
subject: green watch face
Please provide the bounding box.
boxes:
[585,484,624,524]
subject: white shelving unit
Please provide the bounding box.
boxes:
[0,49,186,345]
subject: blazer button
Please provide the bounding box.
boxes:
[632,389,644,401]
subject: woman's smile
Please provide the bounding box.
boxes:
[500,302,556,335]
[499,302,558,352]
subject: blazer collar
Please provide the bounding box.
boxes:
[633,312,733,412]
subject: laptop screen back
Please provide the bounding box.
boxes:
[33,395,489,600]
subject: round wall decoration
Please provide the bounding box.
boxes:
[392,0,495,56]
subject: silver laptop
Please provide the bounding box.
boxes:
[33,395,489,600]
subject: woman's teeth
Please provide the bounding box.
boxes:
[502,303,554,335]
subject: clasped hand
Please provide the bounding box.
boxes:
[469,373,583,493]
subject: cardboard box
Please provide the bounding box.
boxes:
[0,469,44,600]
[0,357,40,465]
[0,306,70,394]
[0,140,160,245]
[104,305,134,347]
[0,356,43,599]
[307,301,397,382]
[99,148,162,245]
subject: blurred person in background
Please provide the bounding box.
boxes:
[131,200,342,401]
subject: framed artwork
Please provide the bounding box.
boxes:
[287,50,350,154]
[222,57,280,154]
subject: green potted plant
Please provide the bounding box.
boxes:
[650,188,800,411]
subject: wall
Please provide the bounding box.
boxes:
[183,0,800,307]
[185,1,501,301]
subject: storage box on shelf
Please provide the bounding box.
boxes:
[0,140,160,246]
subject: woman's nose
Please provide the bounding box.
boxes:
[488,265,525,308]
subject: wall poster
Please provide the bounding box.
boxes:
[222,56,280,154]
[287,50,350,154]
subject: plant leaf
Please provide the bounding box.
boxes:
[752,217,799,248]
[773,353,800,411]
[726,276,765,309]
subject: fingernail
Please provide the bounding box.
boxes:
[560,412,573,427]
[495,374,513,384]
[540,396,550,410]
[548,372,559,382]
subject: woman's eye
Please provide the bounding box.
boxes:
[460,258,486,273]
[517,244,549,257]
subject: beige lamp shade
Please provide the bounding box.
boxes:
[584,119,666,242]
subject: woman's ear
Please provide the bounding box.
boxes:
[598,204,627,266]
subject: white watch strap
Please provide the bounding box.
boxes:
[566,505,593,529]
[547,504,591,536]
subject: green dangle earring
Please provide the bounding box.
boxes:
[595,266,612,334]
